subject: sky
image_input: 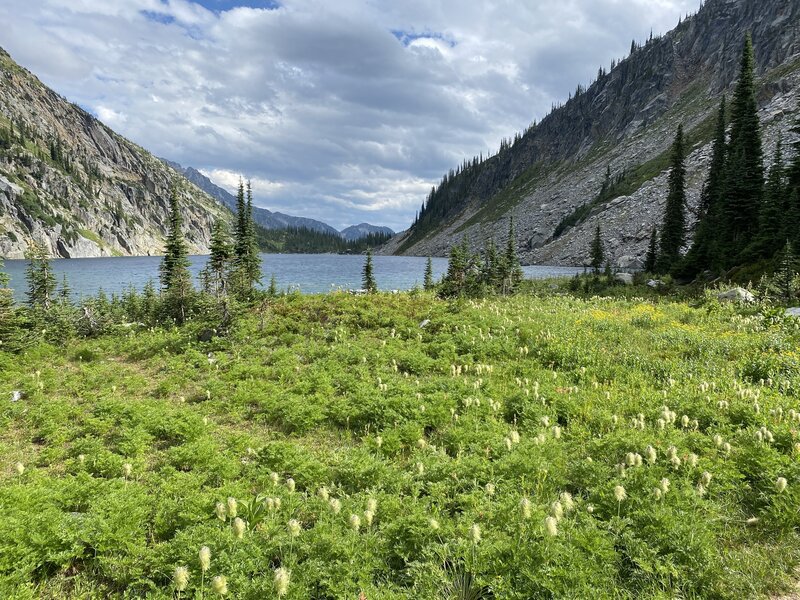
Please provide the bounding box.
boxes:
[0,0,700,231]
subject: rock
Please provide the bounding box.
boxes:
[785,307,800,318]
[717,288,755,303]
[615,273,634,285]
[10,390,22,402]
[419,319,431,328]
[647,279,664,288]
[617,255,643,270]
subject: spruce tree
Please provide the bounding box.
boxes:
[769,241,799,304]
[231,180,261,298]
[657,125,687,273]
[243,181,262,289]
[423,257,434,290]
[201,219,233,297]
[0,259,28,352]
[440,237,470,298]
[645,227,658,273]
[683,97,727,276]
[362,249,377,293]
[159,185,193,322]
[25,241,56,310]
[719,33,764,266]
[590,224,604,274]
[503,217,523,293]
[754,138,786,259]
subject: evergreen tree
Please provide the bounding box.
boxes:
[502,217,523,293]
[362,249,377,293]
[159,185,193,323]
[231,181,262,298]
[768,241,799,304]
[440,237,470,298]
[657,125,687,273]
[481,238,501,291]
[719,34,764,267]
[25,241,56,310]
[754,138,786,259]
[201,219,233,297]
[590,224,604,274]
[423,257,434,290]
[243,181,262,288]
[0,259,29,352]
[645,227,658,273]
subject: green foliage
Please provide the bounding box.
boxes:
[645,227,658,274]
[24,240,56,310]
[590,224,604,273]
[362,249,377,293]
[159,185,194,323]
[1,290,799,598]
[423,257,435,291]
[256,226,392,254]
[656,125,687,274]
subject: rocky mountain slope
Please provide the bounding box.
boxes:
[163,160,341,236]
[0,47,229,259]
[384,0,800,267]
[340,223,395,241]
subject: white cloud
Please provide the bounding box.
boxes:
[0,0,699,230]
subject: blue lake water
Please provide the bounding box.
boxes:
[0,254,583,301]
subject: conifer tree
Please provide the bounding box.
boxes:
[201,219,233,297]
[243,181,262,288]
[423,257,434,290]
[645,227,658,273]
[719,34,764,266]
[683,97,727,276]
[232,180,261,298]
[160,185,193,322]
[768,241,799,304]
[0,259,28,352]
[362,249,377,293]
[657,125,687,273]
[754,138,786,259]
[25,241,56,310]
[440,237,470,298]
[590,224,604,274]
[502,217,523,293]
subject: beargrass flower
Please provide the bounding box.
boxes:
[318,486,329,501]
[232,517,246,539]
[645,446,657,465]
[215,502,227,521]
[288,519,301,538]
[660,478,670,493]
[469,523,481,544]
[614,485,627,502]
[14,462,24,476]
[173,566,189,591]
[199,546,211,572]
[226,497,237,518]
[559,492,575,512]
[211,575,227,596]
[653,487,663,500]
[520,497,532,519]
[429,518,440,530]
[485,483,496,496]
[552,425,562,439]
[364,509,374,527]
[286,478,296,493]
[586,504,594,514]
[329,498,342,514]
[700,471,712,487]
[551,500,564,521]
[274,567,290,597]
[349,514,361,532]
[367,498,377,513]
[510,430,521,444]
[416,462,425,476]
[122,463,132,478]
[544,516,558,536]
[776,477,788,493]
[270,472,280,485]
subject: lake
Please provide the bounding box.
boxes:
[0,254,584,301]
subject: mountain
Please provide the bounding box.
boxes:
[163,160,340,235]
[0,48,233,259]
[384,0,800,267]
[340,223,395,241]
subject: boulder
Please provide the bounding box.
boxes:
[617,255,643,271]
[785,307,800,318]
[647,279,664,288]
[717,288,755,303]
[615,273,634,285]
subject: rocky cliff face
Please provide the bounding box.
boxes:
[0,48,229,259]
[385,0,800,266]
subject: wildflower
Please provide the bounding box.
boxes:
[660,478,670,493]
[723,442,732,454]
[670,456,681,468]
[329,498,342,514]
[199,546,211,572]
[510,430,521,444]
[274,567,291,597]
[614,485,627,503]
[211,575,227,596]
[611,414,619,425]
[468,523,481,544]
[657,418,666,429]
[746,517,759,526]
[429,518,440,530]
[288,519,301,538]
[625,452,637,467]
[227,497,239,519]
[653,487,663,500]
[700,471,712,487]
[274,497,282,510]
[688,453,699,468]
[552,425,562,439]
[776,477,788,493]
[586,504,595,514]
[285,478,296,493]
[14,462,24,476]
[540,416,550,427]
[78,454,86,464]
[349,514,361,532]
[122,463,132,478]
[318,486,330,501]
[485,483,496,496]
[232,517,246,539]
[376,435,383,448]
[367,498,377,513]
[645,446,657,465]
[696,483,707,497]
[551,500,564,521]
[504,437,512,451]
[416,438,427,449]
[416,462,425,476]
[713,434,723,447]
[559,492,575,513]
[544,516,558,536]
[520,497,532,519]
[755,430,764,442]
[364,509,374,526]
[270,471,280,485]
[681,415,690,428]
[173,566,189,591]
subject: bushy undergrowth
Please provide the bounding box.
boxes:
[1,291,799,598]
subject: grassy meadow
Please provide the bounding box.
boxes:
[1,288,800,598]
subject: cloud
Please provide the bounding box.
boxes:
[0,0,699,230]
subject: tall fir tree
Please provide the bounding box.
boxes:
[201,219,233,297]
[423,256,434,290]
[0,259,28,352]
[645,227,658,273]
[682,96,727,276]
[159,185,193,322]
[753,138,786,259]
[24,241,56,310]
[590,224,604,274]
[232,180,261,297]
[656,125,687,273]
[440,237,471,298]
[243,181,262,288]
[786,105,800,248]
[502,217,523,293]
[719,33,764,267]
[362,249,377,293]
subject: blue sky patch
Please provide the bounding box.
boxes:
[192,0,280,12]
[391,30,456,48]
[140,10,176,25]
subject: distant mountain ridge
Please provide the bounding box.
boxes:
[340,223,395,241]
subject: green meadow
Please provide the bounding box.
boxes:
[1,289,799,598]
